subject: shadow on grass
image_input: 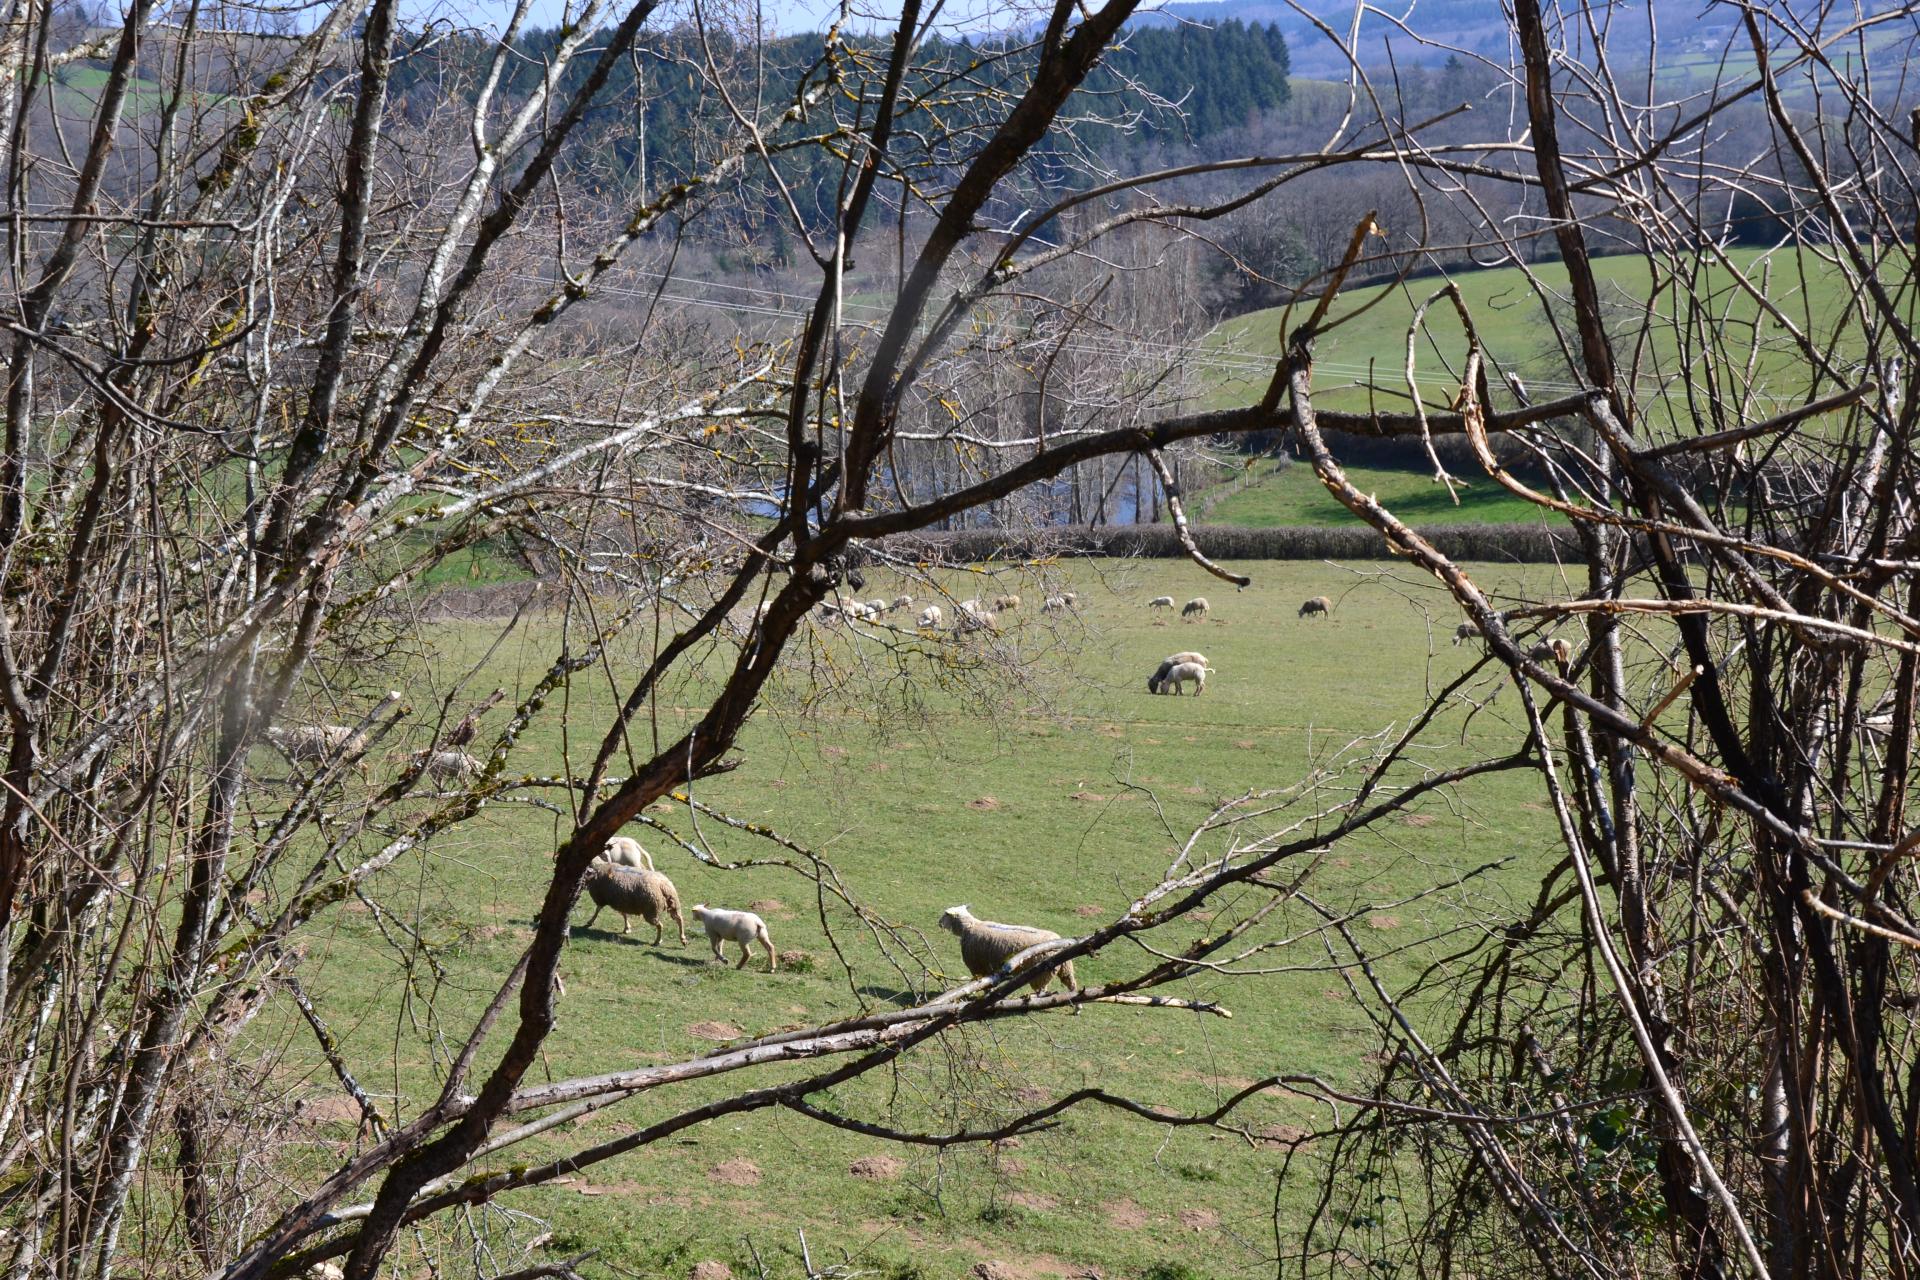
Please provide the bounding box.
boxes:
[856,984,926,1007]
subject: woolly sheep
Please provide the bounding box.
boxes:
[1181,597,1209,620]
[601,834,655,871]
[1452,621,1482,646]
[937,905,1077,994]
[954,609,999,634]
[1041,596,1068,613]
[891,594,914,612]
[270,723,365,764]
[1147,596,1175,609]
[1061,592,1078,607]
[410,748,480,782]
[865,598,890,616]
[1298,596,1332,618]
[1529,638,1572,665]
[1147,651,1210,694]
[992,593,1021,612]
[582,862,687,945]
[917,605,943,628]
[957,598,984,615]
[689,904,777,971]
[1157,661,1212,695]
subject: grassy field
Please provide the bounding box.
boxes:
[1197,459,1561,528]
[265,558,1590,1280]
[1196,246,1874,435]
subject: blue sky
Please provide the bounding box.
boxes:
[451,0,1057,39]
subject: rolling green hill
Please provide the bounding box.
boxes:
[1196,246,1871,435]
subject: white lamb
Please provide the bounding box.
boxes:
[1147,651,1209,694]
[1147,596,1174,609]
[690,904,777,971]
[1159,661,1212,695]
[1041,596,1068,613]
[891,594,914,612]
[1181,597,1209,620]
[410,748,480,783]
[601,834,655,871]
[865,598,890,615]
[937,905,1077,993]
[917,605,943,628]
[1453,621,1482,646]
[957,598,984,615]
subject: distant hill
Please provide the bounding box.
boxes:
[1130,0,1789,79]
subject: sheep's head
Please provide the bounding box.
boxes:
[937,906,973,935]
[690,904,711,921]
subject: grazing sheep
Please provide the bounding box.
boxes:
[1298,596,1332,618]
[1061,591,1079,607]
[957,598,984,615]
[865,598,890,616]
[1041,596,1069,613]
[1453,621,1482,646]
[992,593,1021,612]
[1181,597,1209,620]
[269,723,365,764]
[954,610,999,635]
[1157,660,1212,695]
[690,904,777,971]
[1147,651,1210,693]
[937,905,1078,994]
[891,594,914,612]
[582,862,687,945]
[410,748,480,783]
[1147,596,1175,609]
[917,605,943,628]
[601,834,655,871]
[1528,638,1572,665]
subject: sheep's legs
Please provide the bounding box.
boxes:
[709,938,726,963]
[761,936,778,972]
[734,941,750,969]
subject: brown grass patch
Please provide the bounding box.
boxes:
[747,899,787,917]
[1073,904,1104,918]
[1006,1191,1058,1212]
[1400,813,1438,828]
[1366,914,1401,930]
[967,796,1002,811]
[690,1262,733,1280]
[1178,1207,1220,1232]
[1105,1199,1152,1229]
[1069,790,1110,802]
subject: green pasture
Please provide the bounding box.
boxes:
[1197,246,1884,437]
[267,559,1593,1280]
[1197,459,1561,528]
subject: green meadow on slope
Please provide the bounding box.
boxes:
[1197,246,1871,432]
[269,558,1591,1280]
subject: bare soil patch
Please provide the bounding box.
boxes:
[849,1155,905,1180]
[1105,1200,1152,1229]
[1073,904,1104,917]
[690,1262,733,1280]
[708,1159,762,1187]
[1366,914,1401,931]
[967,796,1002,811]
[687,1021,744,1041]
[1178,1207,1220,1231]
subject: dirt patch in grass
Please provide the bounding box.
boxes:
[708,1159,762,1187]
[967,796,1002,811]
[1234,739,1258,749]
[1254,1124,1311,1146]
[575,1180,650,1198]
[687,1021,744,1041]
[1069,790,1110,802]
[1177,1207,1220,1232]
[1073,904,1104,917]
[690,1262,733,1280]
[1105,1200,1152,1229]
[972,1260,1073,1280]
[1006,1191,1058,1212]
[1011,1085,1049,1104]
[1366,914,1401,930]
[848,1155,905,1180]
[295,1095,365,1127]
[747,899,788,917]
[1400,813,1438,827]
